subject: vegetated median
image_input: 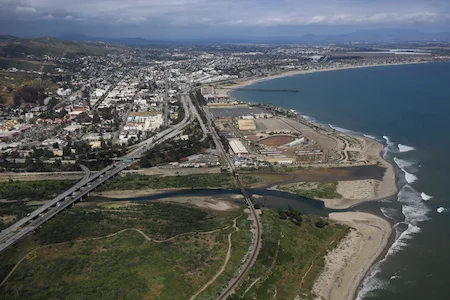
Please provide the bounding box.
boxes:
[0,201,252,300]
[230,208,349,300]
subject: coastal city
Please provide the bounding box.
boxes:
[0,30,449,300]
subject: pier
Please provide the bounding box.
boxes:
[225,88,299,93]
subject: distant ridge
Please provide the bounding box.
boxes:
[57,34,179,46]
[56,29,450,45]
[0,35,124,58]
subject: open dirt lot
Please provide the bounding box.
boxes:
[254,118,292,131]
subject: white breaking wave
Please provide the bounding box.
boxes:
[382,135,397,154]
[363,134,378,140]
[380,207,401,220]
[398,185,431,224]
[390,274,401,280]
[398,144,416,153]
[388,223,422,256]
[393,157,418,184]
[357,184,431,299]
[356,223,421,300]
[356,274,389,300]
[437,207,448,213]
[421,192,433,201]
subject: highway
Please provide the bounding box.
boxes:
[1,92,260,297]
[203,106,262,299]
[182,93,209,141]
[0,95,193,253]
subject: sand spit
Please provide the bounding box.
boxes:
[159,197,240,212]
[321,137,397,209]
[312,212,392,300]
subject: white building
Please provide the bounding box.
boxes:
[228,139,249,156]
[127,111,163,131]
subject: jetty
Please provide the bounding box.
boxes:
[224,88,299,93]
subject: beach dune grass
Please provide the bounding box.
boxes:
[277,181,342,199]
[233,209,349,300]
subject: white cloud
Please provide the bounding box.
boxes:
[3,0,450,28]
[42,13,54,20]
[15,6,36,14]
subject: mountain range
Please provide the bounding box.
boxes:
[57,29,450,45]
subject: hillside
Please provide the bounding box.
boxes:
[0,35,125,59]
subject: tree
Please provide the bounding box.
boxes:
[277,209,287,219]
[315,219,327,228]
[53,142,60,149]
[54,159,62,169]
[25,157,36,172]
[57,109,68,119]
[13,93,21,107]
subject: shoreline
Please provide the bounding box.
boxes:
[221,61,430,94]
[218,63,401,297]
[312,212,392,300]
[268,137,398,210]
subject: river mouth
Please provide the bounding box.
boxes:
[84,164,387,217]
[87,185,391,219]
[245,164,385,188]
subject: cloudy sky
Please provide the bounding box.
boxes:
[1,0,450,40]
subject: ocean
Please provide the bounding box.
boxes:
[230,62,450,299]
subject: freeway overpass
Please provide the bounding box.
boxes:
[0,95,193,253]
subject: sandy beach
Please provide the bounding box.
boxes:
[270,135,397,209]
[159,197,240,212]
[319,137,398,209]
[312,212,392,300]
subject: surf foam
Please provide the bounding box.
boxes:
[437,207,448,213]
[398,185,431,224]
[380,207,401,220]
[357,184,430,299]
[356,222,421,299]
[363,134,378,140]
[382,135,397,154]
[421,192,433,201]
[398,144,415,153]
[393,157,418,184]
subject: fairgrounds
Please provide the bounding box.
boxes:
[257,134,297,147]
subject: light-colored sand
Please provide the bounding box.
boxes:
[336,180,377,199]
[312,212,391,300]
[93,188,187,199]
[321,137,397,209]
[94,189,240,212]
[160,197,240,212]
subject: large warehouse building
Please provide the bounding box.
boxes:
[228,139,249,156]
